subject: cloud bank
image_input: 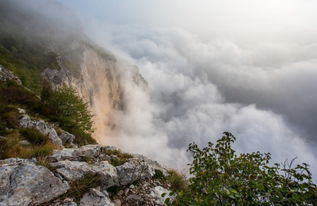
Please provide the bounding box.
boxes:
[59,0,317,176]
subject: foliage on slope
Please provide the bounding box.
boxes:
[41,85,95,146]
[0,79,95,160]
[0,35,60,93]
[168,132,317,205]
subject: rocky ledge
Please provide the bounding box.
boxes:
[0,144,173,206]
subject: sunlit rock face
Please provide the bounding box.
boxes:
[77,48,123,142]
[42,45,124,143]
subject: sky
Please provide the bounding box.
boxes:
[58,0,317,176]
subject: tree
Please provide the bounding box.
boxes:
[45,86,95,145]
[168,132,317,205]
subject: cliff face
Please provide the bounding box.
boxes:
[0,64,172,206]
[42,45,124,143]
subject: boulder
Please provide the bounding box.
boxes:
[116,159,156,186]
[72,144,103,158]
[52,160,91,181]
[59,130,76,146]
[134,154,168,176]
[52,160,118,188]
[0,158,69,206]
[19,114,63,148]
[41,68,70,88]
[80,189,114,206]
[49,148,77,162]
[49,145,121,162]
[49,145,102,162]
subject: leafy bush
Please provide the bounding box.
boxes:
[43,86,96,145]
[169,132,317,205]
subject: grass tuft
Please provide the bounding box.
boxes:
[62,173,102,203]
[20,128,50,145]
[166,169,187,192]
[102,150,133,166]
[0,129,55,160]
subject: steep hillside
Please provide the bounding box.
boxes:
[0,0,125,140]
[0,1,179,205]
[0,52,178,206]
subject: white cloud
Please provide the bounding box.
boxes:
[86,28,317,177]
[59,0,317,177]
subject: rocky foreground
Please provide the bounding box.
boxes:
[0,144,172,206]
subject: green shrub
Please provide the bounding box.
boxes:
[44,86,95,146]
[168,132,317,205]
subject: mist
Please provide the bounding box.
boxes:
[55,0,317,176]
[6,0,316,176]
[99,28,317,174]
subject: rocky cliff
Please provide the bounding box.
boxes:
[0,67,173,206]
[41,44,124,142]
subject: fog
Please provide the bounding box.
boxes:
[57,0,317,175]
[98,28,317,175]
[3,0,317,176]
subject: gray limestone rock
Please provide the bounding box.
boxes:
[52,160,118,188]
[0,158,69,206]
[116,159,155,186]
[19,114,64,148]
[80,189,114,206]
